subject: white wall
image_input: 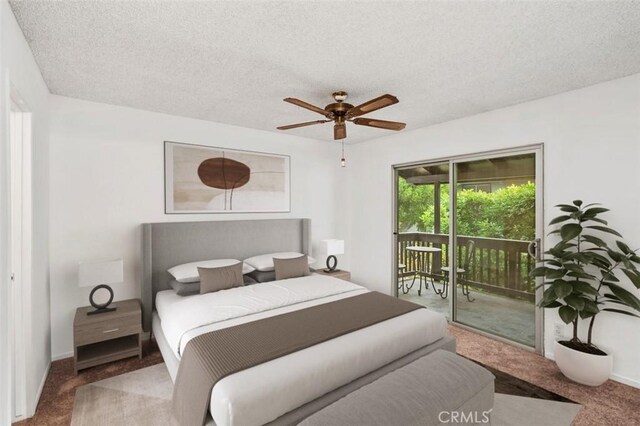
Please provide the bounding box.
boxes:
[345,74,640,387]
[49,95,345,358]
[0,0,51,417]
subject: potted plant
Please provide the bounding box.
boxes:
[532,200,640,386]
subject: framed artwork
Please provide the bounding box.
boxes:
[165,141,290,213]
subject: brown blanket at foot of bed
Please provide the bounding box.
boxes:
[172,291,423,426]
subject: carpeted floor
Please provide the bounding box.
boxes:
[449,325,640,426]
[15,340,164,426]
[16,325,639,425]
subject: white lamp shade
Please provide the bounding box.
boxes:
[321,239,345,256]
[78,259,124,288]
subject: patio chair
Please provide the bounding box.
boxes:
[397,263,408,294]
[436,240,475,302]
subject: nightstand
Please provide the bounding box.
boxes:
[73,299,142,374]
[313,269,351,281]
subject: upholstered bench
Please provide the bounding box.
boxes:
[299,350,495,426]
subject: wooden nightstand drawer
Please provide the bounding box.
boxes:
[74,318,141,346]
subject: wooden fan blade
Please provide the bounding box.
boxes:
[334,123,346,140]
[284,98,332,117]
[277,120,330,130]
[347,94,399,118]
[352,117,406,130]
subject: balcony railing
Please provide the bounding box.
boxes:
[398,232,535,302]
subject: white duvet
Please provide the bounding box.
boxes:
[155,274,448,426]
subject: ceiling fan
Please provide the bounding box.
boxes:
[277,91,406,140]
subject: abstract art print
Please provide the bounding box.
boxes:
[165,142,290,213]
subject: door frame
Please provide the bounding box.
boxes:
[7,87,32,421]
[392,144,544,354]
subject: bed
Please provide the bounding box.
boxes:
[142,219,454,426]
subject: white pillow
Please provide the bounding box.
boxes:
[168,259,255,283]
[244,252,316,272]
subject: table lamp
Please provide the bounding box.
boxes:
[78,259,123,315]
[321,239,344,273]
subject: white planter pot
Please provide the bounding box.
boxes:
[554,341,613,386]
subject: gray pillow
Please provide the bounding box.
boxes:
[243,275,258,285]
[198,262,244,295]
[170,279,200,296]
[248,270,276,283]
[274,255,310,281]
[170,274,257,296]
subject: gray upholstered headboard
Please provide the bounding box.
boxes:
[141,218,311,331]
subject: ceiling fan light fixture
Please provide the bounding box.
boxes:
[333,91,348,102]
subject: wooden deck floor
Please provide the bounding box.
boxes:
[399,277,535,346]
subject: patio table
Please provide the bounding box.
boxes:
[405,246,442,296]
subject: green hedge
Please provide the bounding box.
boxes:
[399,180,535,241]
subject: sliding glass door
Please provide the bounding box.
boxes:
[394,146,543,352]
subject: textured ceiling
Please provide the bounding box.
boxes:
[9,1,640,143]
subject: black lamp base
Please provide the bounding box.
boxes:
[323,255,340,273]
[87,284,116,316]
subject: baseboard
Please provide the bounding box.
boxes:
[30,362,50,417]
[52,351,73,361]
[610,373,640,388]
[11,414,27,423]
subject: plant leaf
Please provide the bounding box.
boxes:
[563,263,585,273]
[588,217,609,225]
[543,287,558,303]
[602,271,619,282]
[602,308,640,318]
[559,306,578,324]
[549,215,572,225]
[556,204,579,213]
[587,252,612,269]
[582,207,610,218]
[586,225,623,238]
[553,281,573,299]
[581,235,607,248]
[622,269,640,289]
[567,271,597,280]
[582,299,600,315]
[560,223,582,241]
[539,300,563,308]
[573,281,599,296]
[607,249,625,263]
[529,267,548,277]
[616,241,632,254]
[572,200,583,206]
[564,294,586,311]
[606,283,640,311]
[546,268,566,279]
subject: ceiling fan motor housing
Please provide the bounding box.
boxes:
[325,102,354,118]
